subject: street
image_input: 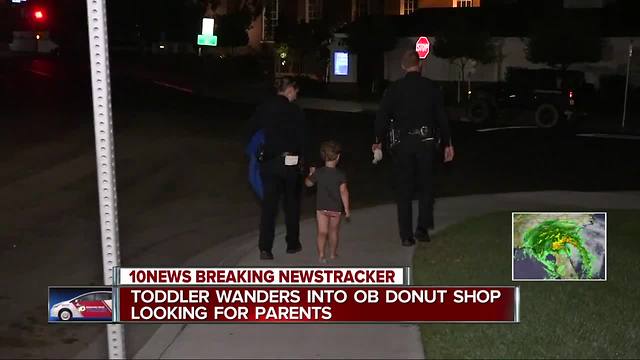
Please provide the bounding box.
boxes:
[1,55,639,358]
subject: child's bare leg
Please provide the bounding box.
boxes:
[328,215,342,259]
[316,211,329,260]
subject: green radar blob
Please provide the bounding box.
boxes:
[521,219,594,279]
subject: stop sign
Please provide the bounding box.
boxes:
[415,36,430,59]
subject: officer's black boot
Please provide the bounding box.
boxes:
[415,228,431,242]
[260,250,274,260]
[286,245,302,254]
[401,238,416,247]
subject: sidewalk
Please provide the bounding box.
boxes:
[200,85,470,117]
[201,84,380,113]
[127,191,639,359]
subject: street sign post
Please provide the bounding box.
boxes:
[416,36,430,59]
[197,17,218,49]
[85,0,125,358]
[467,60,477,100]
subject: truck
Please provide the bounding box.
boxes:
[467,67,592,128]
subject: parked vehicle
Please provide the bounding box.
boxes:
[467,68,591,128]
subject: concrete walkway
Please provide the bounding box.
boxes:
[126,191,639,359]
[203,85,380,113]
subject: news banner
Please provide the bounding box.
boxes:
[48,267,520,323]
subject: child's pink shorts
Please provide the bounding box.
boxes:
[318,210,342,218]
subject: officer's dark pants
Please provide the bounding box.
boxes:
[391,137,435,241]
[259,158,302,252]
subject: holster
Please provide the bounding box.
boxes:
[387,118,400,149]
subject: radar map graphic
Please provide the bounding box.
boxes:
[513,213,606,281]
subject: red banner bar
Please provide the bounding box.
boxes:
[117,287,519,323]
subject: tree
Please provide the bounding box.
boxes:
[433,16,496,102]
[216,12,252,55]
[275,18,332,76]
[212,0,263,55]
[526,13,604,73]
[345,15,398,94]
[237,0,264,20]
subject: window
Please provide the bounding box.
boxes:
[455,0,473,7]
[403,0,416,14]
[263,0,279,42]
[95,293,112,301]
[307,0,321,21]
[356,0,369,18]
[77,294,96,302]
[334,52,349,76]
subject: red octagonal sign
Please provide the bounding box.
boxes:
[416,36,430,59]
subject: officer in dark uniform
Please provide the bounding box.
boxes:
[373,51,455,246]
[249,77,308,260]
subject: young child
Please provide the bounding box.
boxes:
[305,141,350,263]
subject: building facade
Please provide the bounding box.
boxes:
[213,0,637,88]
[384,36,639,88]
[212,0,482,49]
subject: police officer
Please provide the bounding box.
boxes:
[372,51,455,246]
[249,77,308,260]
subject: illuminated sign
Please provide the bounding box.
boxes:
[416,36,431,59]
[197,18,217,47]
[202,18,214,35]
[334,52,349,76]
[197,34,218,46]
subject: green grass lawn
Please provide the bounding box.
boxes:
[413,210,640,359]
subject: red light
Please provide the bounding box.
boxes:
[568,90,574,99]
[33,9,45,21]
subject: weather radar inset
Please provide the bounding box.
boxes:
[513,213,606,281]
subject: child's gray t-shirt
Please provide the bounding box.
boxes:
[310,167,347,212]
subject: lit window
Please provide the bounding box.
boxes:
[263,0,279,41]
[334,52,349,76]
[455,0,473,7]
[403,0,416,14]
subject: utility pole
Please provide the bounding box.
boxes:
[622,40,633,129]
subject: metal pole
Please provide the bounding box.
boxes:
[622,40,633,129]
[85,0,125,359]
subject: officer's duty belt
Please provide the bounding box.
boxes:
[407,126,434,138]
